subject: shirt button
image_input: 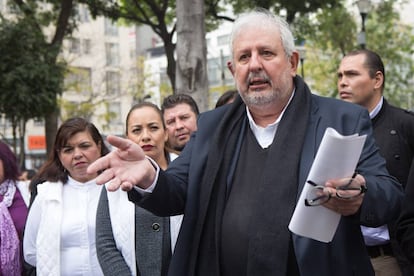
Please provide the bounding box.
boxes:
[390,130,397,135]
[152,223,160,231]
[394,154,400,160]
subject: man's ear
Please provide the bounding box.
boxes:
[289,51,299,77]
[227,61,235,76]
[374,71,384,90]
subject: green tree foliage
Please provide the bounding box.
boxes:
[295,0,414,109]
[294,3,357,97]
[1,0,79,155]
[227,0,341,23]
[0,18,63,120]
[0,17,64,166]
[366,0,414,109]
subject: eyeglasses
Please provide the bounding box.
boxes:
[304,175,367,206]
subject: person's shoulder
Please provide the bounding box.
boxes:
[386,102,414,119]
[37,181,63,197]
[384,101,414,131]
[197,104,231,125]
[311,94,365,112]
[37,180,56,188]
[201,104,231,117]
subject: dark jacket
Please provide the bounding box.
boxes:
[371,99,414,188]
[371,99,414,271]
[129,77,403,276]
[396,163,414,263]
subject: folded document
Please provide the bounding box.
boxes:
[288,127,367,243]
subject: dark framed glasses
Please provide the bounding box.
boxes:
[304,174,367,206]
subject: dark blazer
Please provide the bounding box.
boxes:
[396,161,414,262]
[389,100,414,265]
[129,77,403,276]
[371,99,414,271]
[371,99,414,188]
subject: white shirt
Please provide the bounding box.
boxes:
[24,177,104,276]
[246,90,295,148]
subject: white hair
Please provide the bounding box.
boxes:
[230,9,295,60]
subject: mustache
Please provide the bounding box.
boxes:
[247,72,271,84]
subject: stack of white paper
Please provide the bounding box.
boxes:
[288,127,367,243]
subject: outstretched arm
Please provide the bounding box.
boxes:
[88,135,157,192]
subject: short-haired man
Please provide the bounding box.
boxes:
[338,49,414,276]
[161,94,199,152]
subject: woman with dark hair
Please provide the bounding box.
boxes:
[96,102,182,276]
[23,117,109,276]
[0,140,30,276]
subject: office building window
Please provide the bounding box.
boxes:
[106,71,120,95]
[83,39,91,55]
[69,38,81,54]
[64,67,91,93]
[105,43,119,66]
[104,18,118,36]
[108,102,122,124]
[76,4,90,23]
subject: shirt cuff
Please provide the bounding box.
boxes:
[133,156,159,194]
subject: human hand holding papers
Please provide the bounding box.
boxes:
[288,127,367,243]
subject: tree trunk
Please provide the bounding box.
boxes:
[175,0,209,112]
[44,0,74,156]
[164,38,177,91]
[18,118,27,170]
[45,109,59,157]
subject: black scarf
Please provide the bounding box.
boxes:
[191,76,312,276]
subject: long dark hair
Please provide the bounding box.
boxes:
[0,140,20,182]
[32,117,109,185]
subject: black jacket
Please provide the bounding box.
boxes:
[371,99,414,188]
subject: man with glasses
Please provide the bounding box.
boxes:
[89,10,403,276]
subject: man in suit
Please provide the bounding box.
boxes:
[89,10,403,276]
[338,49,414,275]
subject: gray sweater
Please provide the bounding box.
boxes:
[95,187,171,276]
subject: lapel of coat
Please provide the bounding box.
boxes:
[298,96,321,195]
